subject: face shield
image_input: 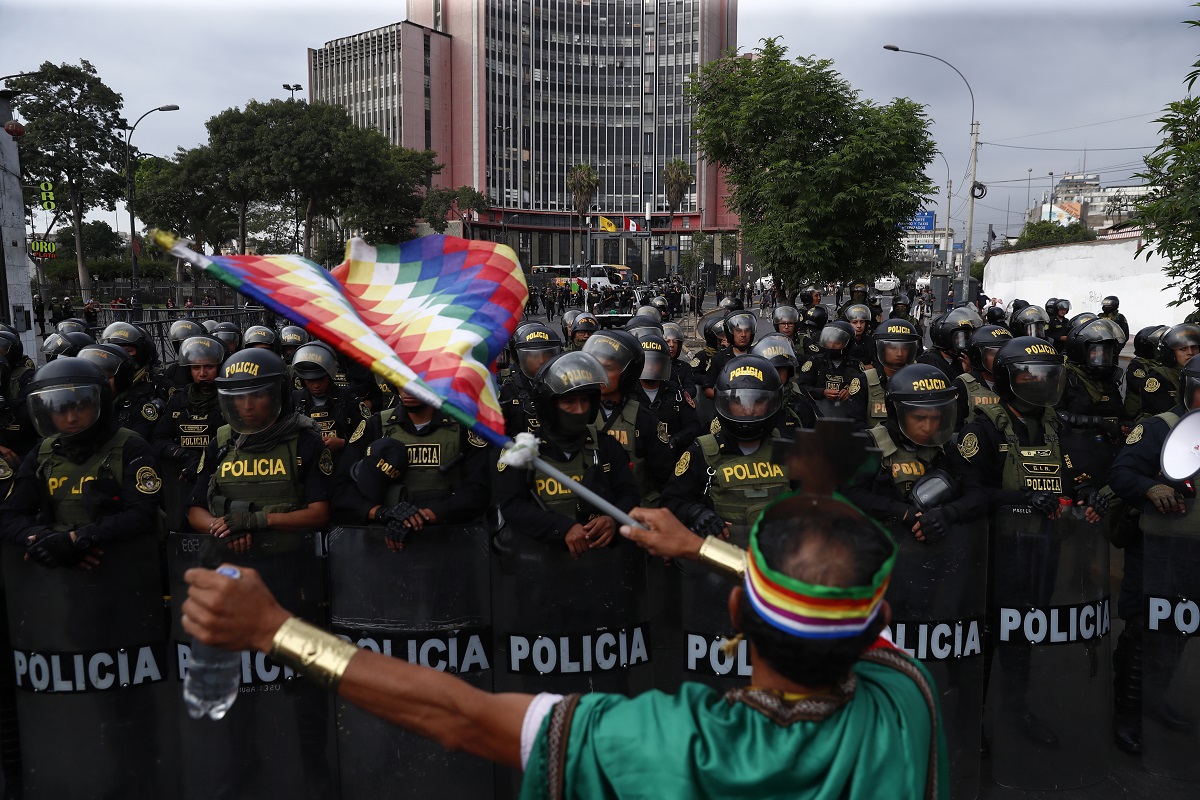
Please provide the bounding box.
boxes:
[517,345,561,380]
[1006,362,1066,408]
[28,384,102,438]
[819,326,852,354]
[876,340,918,369]
[726,313,756,347]
[715,387,782,425]
[946,326,972,352]
[1086,341,1117,371]
[640,348,671,382]
[980,345,1002,373]
[218,384,282,435]
[895,396,958,448]
[213,330,240,353]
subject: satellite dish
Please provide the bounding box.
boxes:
[1160,408,1200,481]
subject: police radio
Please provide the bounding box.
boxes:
[1160,408,1200,492]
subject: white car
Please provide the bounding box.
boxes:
[874,275,899,293]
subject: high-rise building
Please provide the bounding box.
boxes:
[310,0,740,278]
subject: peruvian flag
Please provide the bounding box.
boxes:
[624,217,643,233]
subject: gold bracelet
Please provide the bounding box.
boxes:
[698,536,747,582]
[269,617,360,691]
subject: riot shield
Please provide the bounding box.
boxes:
[987,505,1112,790]
[167,530,337,800]
[328,524,498,799]
[885,516,987,800]
[1140,499,1200,782]
[3,535,180,799]
[491,526,653,698]
[675,525,751,692]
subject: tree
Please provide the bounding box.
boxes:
[421,185,490,235]
[136,148,238,255]
[1012,220,1095,250]
[565,164,599,263]
[9,61,128,301]
[54,220,121,261]
[689,39,936,288]
[660,159,693,277]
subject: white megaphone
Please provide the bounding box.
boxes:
[1160,408,1200,481]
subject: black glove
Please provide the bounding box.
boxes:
[1025,490,1061,517]
[179,452,202,482]
[224,511,269,536]
[668,434,692,453]
[82,474,123,517]
[1077,487,1109,518]
[916,507,954,543]
[1146,484,1185,514]
[26,529,85,569]
[378,501,423,545]
[690,509,727,539]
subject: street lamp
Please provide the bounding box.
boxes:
[283,83,303,100]
[125,103,179,318]
[885,44,977,303]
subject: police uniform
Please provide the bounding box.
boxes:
[915,348,962,379]
[794,351,868,428]
[660,430,790,528]
[1047,314,1071,352]
[115,379,165,441]
[1099,311,1129,340]
[336,405,491,525]
[292,384,371,452]
[954,402,1074,505]
[861,366,890,427]
[498,371,542,437]
[634,381,701,458]
[952,370,1001,431]
[1124,356,1152,422]
[701,345,750,395]
[595,398,675,498]
[1059,362,1125,436]
[1137,362,1180,418]
[151,385,226,530]
[670,355,698,400]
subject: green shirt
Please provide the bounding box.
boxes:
[522,644,947,800]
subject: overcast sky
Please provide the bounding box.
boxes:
[3,0,1196,248]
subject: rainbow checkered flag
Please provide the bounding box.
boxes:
[150,231,527,447]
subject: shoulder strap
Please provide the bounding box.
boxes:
[955,373,977,387]
[1156,410,1182,430]
[863,366,880,387]
[698,433,721,466]
[868,424,898,458]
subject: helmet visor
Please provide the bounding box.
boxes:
[178,337,224,367]
[218,385,282,435]
[213,330,240,350]
[1186,375,1200,412]
[1007,362,1066,407]
[896,397,958,448]
[947,328,971,352]
[715,387,782,423]
[819,326,852,350]
[1086,342,1116,370]
[518,345,561,380]
[1099,318,1128,346]
[876,340,918,369]
[640,349,671,382]
[28,384,102,438]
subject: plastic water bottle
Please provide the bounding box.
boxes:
[183,565,243,720]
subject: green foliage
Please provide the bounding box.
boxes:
[1012,221,1096,250]
[970,260,986,282]
[136,149,239,254]
[689,39,935,287]
[54,220,121,261]
[565,164,600,220]
[661,159,693,215]
[420,185,490,234]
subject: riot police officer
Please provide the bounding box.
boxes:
[79,343,162,441]
[1125,325,1167,422]
[751,333,817,431]
[162,319,207,398]
[1099,295,1129,340]
[690,312,728,385]
[662,322,697,399]
[41,331,94,362]
[862,318,921,426]
[211,321,242,355]
[568,313,600,351]
[495,351,638,556]
[1138,323,1200,417]
[291,342,370,460]
[1008,304,1051,340]
[954,324,1010,428]
[1107,354,1200,754]
[0,330,34,402]
[0,357,162,562]
[770,306,800,343]
[581,329,674,497]
[559,309,581,346]
[795,321,868,427]
[187,348,333,556]
[702,310,756,400]
[279,325,309,364]
[151,336,227,530]
[242,325,279,352]
[499,323,563,437]
[1047,298,1072,352]
[837,279,870,319]
[661,353,789,535]
[635,334,700,459]
[1059,318,1128,442]
[842,303,875,363]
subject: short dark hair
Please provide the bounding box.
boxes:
[739,508,893,687]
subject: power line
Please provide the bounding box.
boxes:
[990,112,1160,143]
[982,142,1154,152]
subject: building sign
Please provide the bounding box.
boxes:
[906,211,935,231]
[29,239,56,259]
[39,181,56,210]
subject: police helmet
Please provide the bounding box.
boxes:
[26,357,113,441]
[202,319,219,333]
[177,336,226,370]
[215,348,286,435]
[723,310,757,344]
[570,313,600,341]
[168,319,205,350]
[750,333,799,382]
[848,280,869,301]
[843,304,872,324]
[101,321,156,368]
[936,307,980,353]
[771,306,800,333]
[1056,298,1073,315]
[1045,298,1059,313]
[635,306,663,324]
[967,325,1013,374]
[581,329,645,395]
[1133,325,1168,360]
[1098,317,1128,347]
[42,330,95,362]
[1102,296,1120,314]
[638,334,672,382]
[1010,305,1050,340]
[279,325,310,362]
[818,321,855,356]
[625,315,664,340]
[662,322,685,359]
[531,351,607,445]
[701,312,729,350]
[56,318,89,336]
[77,344,138,395]
[1158,323,1200,368]
[873,319,921,370]
[1182,354,1200,411]
[650,296,670,317]
[719,296,744,312]
[713,354,783,441]
[513,323,564,380]
[1066,318,1120,376]
[891,295,912,318]
[991,336,1067,410]
[984,305,1008,326]
[803,304,829,334]
[212,321,242,353]
[884,364,959,448]
[1068,312,1099,330]
[291,342,340,382]
[799,285,819,308]
[243,325,278,351]
[0,331,24,370]
[560,309,582,343]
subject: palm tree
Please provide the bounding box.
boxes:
[565,164,599,265]
[661,159,693,276]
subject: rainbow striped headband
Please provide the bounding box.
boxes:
[745,492,896,640]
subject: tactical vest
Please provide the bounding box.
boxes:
[867,425,942,497]
[9,362,30,401]
[1064,363,1122,417]
[533,431,602,519]
[863,367,888,424]
[955,373,1001,411]
[382,409,462,503]
[298,395,339,441]
[973,403,1064,493]
[698,434,789,526]
[597,399,646,495]
[1142,361,1181,413]
[210,427,303,514]
[37,429,132,530]
[174,406,219,451]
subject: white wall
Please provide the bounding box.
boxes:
[982,238,1192,334]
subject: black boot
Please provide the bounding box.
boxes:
[1113,620,1142,754]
